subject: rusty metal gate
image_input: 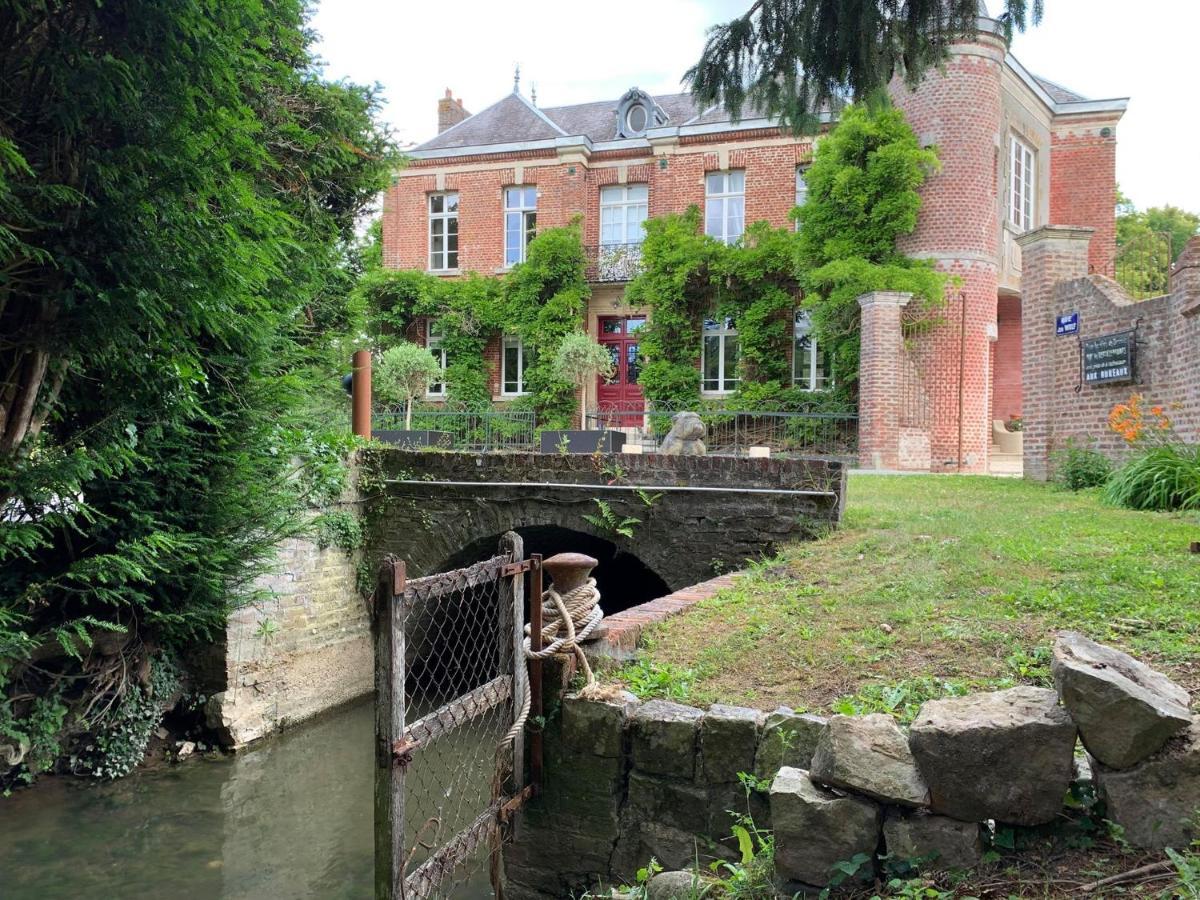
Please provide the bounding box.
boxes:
[374,532,544,900]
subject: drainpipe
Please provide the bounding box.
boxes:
[352,349,372,439]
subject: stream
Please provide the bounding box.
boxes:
[0,699,493,899]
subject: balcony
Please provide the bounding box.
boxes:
[585,242,644,283]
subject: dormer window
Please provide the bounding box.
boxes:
[614,88,666,139]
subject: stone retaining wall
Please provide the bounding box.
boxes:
[504,632,1199,896]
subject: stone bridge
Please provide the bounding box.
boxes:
[367,451,846,595]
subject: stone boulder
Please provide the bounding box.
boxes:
[631,699,704,779]
[1052,631,1191,769]
[659,412,706,456]
[909,686,1076,826]
[770,766,881,888]
[1093,716,1200,849]
[810,713,929,807]
[883,809,982,870]
[647,870,709,899]
[754,708,826,781]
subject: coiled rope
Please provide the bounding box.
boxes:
[501,577,603,750]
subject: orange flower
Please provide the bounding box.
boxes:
[1151,406,1164,416]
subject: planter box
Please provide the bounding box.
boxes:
[539,430,627,454]
[372,429,453,450]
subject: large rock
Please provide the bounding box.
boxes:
[909,686,1076,826]
[754,708,826,781]
[631,699,703,779]
[700,704,763,783]
[770,767,881,888]
[659,412,706,456]
[810,714,929,807]
[647,870,710,899]
[883,809,982,870]
[1052,631,1191,769]
[1093,716,1200,849]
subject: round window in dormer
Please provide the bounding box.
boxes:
[625,104,648,135]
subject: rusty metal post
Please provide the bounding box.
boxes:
[352,349,372,439]
[529,553,543,796]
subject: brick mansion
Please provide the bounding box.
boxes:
[380,3,1128,473]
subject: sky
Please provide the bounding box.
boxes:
[311,0,1199,212]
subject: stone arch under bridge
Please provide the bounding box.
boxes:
[366,451,846,598]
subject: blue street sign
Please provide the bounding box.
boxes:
[1056,311,1079,336]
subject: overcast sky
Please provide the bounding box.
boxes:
[312,0,1198,212]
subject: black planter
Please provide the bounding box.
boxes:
[372,429,453,450]
[539,429,627,454]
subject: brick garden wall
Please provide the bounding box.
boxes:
[1020,229,1200,480]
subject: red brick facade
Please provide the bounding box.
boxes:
[381,20,1125,469]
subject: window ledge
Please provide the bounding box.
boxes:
[427,269,460,277]
[701,389,736,398]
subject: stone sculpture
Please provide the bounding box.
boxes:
[659,412,706,456]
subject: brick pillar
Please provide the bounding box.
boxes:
[858,291,912,470]
[1015,226,1093,481]
[1172,235,1200,299]
[1050,117,1121,276]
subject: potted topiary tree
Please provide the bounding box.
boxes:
[539,330,626,453]
[372,342,452,449]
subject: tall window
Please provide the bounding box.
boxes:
[426,320,447,397]
[704,171,745,245]
[1009,135,1035,233]
[504,186,537,266]
[501,334,532,396]
[793,310,832,391]
[600,184,648,246]
[428,193,459,271]
[794,167,809,231]
[702,317,739,393]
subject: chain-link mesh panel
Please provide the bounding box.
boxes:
[397,555,515,899]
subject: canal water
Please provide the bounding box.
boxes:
[0,699,492,899]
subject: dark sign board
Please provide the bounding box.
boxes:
[1056,311,1079,336]
[1082,331,1135,385]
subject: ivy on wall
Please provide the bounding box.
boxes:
[359,222,588,426]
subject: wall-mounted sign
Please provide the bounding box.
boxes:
[1082,331,1135,385]
[1056,311,1079,336]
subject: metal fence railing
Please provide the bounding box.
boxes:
[1115,230,1173,300]
[373,408,538,452]
[584,405,859,459]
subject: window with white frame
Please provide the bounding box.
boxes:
[426,320,447,397]
[1009,135,1035,233]
[704,171,745,245]
[794,166,809,231]
[501,334,532,396]
[504,186,537,266]
[701,317,739,393]
[600,184,649,246]
[792,310,832,391]
[428,193,459,271]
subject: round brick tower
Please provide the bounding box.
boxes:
[891,16,1006,472]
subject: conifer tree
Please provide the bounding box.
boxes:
[686,0,1043,131]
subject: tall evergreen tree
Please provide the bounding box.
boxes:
[686,0,1043,131]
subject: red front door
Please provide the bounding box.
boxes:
[596,316,645,426]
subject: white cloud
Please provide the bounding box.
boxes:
[312,0,1196,212]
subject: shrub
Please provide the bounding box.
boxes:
[1052,439,1112,491]
[1103,445,1200,511]
[551,331,614,429]
[374,342,442,428]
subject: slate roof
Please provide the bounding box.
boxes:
[414,90,714,153]
[1032,75,1087,104]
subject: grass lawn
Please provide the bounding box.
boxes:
[622,474,1200,718]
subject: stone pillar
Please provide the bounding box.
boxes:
[1015,226,1093,481]
[858,292,912,470]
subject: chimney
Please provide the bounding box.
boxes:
[437,89,469,133]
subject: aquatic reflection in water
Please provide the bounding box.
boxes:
[0,699,492,899]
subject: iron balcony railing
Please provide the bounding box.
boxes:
[584,404,859,460]
[584,242,644,283]
[373,407,538,452]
